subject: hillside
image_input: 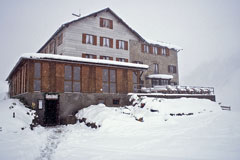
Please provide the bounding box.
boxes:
[0,92,240,160]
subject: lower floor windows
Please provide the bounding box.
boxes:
[102,69,116,93]
[152,79,170,86]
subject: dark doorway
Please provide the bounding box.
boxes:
[44,100,59,126]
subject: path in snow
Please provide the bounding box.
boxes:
[36,126,65,160]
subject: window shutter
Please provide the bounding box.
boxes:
[100,18,103,27]
[100,56,103,59]
[166,48,170,56]
[168,65,170,73]
[110,38,113,48]
[124,59,128,62]
[116,40,119,49]
[82,53,86,58]
[124,41,128,50]
[100,37,103,46]
[93,35,97,45]
[110,20,113,29]
[116,58,119,61]
[157,47,161,55]
[109,57,113,60]
[82,34,86,44]
[141,44,144,52]
[149,46,153,54]
[174,66,177,73]
[93,55,97,59]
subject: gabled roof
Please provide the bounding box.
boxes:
[37,7,146,53]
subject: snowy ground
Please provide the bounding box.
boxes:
[0,92,240,160]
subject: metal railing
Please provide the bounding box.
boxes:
[133,84,215,95]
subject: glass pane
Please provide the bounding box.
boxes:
[64,65,72,80]
[102,69,108,82]
[110,83,116,93]
[102,82,109,93]
[34,80,41,91]
[34,63,41,79]
[64,81,72,92]
[133,72,137,84]
[110,70,116,82]
[73,66,80,81]
[73,82,80,92]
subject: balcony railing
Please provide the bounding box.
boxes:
[133,84,214,95]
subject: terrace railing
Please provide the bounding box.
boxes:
[133,84,214,95]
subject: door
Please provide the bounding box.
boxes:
[44,100,59,126]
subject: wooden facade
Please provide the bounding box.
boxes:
[8,58,142,97]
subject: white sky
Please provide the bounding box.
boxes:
[0,0,239,109]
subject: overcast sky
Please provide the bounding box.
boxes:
[1,0,239,109]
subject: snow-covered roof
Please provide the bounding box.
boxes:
[6,53,148,81]
[145,38,182,51]
[147,74,173,79]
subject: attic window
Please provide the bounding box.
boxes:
[100,18,113,29]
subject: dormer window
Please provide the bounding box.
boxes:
[100,18,113,29]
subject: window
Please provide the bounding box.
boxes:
[162,48,166,56]
[86,34,93,44]
[57,33,63,46]
[168,65,177,73]
[154,63,159,74]
[153,47,158,55]
[133,61,143,64]
[101,56,110,60]
[160,79,169,85]
[144,45,149,53]
[133,72,138,92]
[118,58,125,62]
[34,63,41,91]
[102,69,116,93]
[116,40,128,50]
[100,18,113,29]
[103,37,110,47]
[152,79,169,86]
[64,65,81,92]
[83,54,95,59]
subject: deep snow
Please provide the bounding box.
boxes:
[0,93,240,160]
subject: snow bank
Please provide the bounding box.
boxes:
[76,95,221,129]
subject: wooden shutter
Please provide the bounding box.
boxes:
[82,53,86,58]
[124,59,128,62]
[166,48,170,56]
[100,37,103,46]
[110,38,113,48]
[116,58,119,61]
[124,41,128,50]
[82,34,86,44]
[141,44,144,52]
[174,66,177,73]
[100,18,103,27]
[109,57,113,60]
[100,56,103,59]
[116,40,119,49]
[157,47,161,55]
[93,35,97,45]
[110,20,113,29]
[93,55,97,59]
[149,46,153,54]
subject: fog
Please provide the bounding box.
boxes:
[1,0,239,110]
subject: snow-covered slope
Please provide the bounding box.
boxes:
[0,90,240,160]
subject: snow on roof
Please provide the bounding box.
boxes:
[22,53,149,69]
[145,38,182,51]
[147,74,173,79]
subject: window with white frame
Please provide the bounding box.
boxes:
[119,40,125,49]
[103,19,111,28]
[103,37,110,47]
[85,54,94,59]
[153,46,158,55]
[102,56,110,60]
[162,48,166,56]
[154,63,159,74]
[86,34,93,44]
[144,45,149,53]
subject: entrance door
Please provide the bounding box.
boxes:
[44,100,59,126]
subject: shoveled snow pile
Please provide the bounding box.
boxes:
[76,95,221,128]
